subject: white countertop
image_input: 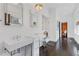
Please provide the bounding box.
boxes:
[4,36,34,52]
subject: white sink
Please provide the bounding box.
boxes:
[4,36,34,52]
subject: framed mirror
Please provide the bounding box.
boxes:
[4,3,23,25]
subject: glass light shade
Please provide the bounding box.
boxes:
[35,4,43,11]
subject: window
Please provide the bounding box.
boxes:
[75,21,79,35]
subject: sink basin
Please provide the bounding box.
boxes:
[12,35,22,41]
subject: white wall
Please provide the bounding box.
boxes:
[48,7,56,41]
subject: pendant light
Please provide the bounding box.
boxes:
[34,3,43,11]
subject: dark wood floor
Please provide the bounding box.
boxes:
[39,45,71,56]
[39,41,57,56]
[39,39,77,56]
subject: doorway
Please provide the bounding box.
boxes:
[61,22,68,50]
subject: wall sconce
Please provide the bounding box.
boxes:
[34,4,43,11]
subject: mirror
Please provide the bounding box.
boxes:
[4,3,23,25]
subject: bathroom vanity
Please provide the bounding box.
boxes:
[2,36,34,56]
[0,34,41,56]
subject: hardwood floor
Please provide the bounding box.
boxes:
[39,39,78,56]
[39,41,56,56]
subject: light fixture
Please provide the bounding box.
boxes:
[34,4,43,11]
